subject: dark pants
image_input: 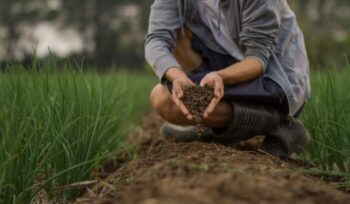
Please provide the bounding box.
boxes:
[169,34,290,115]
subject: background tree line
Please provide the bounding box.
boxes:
[0,0,349,69]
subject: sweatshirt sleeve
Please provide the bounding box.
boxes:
[145,0,182,80]
[239,0,281,72]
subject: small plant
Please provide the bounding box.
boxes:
[301,67,350,189]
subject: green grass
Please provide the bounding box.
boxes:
[301,67,350,188]
[0,61,156,203]
[1,58,350,202]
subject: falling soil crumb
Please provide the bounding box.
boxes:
[182,85,214,135]
[75,113,350,204]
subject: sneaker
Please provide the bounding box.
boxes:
[261,117,311,159]
[160,122,213,142]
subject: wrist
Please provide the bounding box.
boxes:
[216,70,231,84]
[165,67,187,82]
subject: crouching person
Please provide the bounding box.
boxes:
[146,0,311,159]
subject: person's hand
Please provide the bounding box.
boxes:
[165,67,195,121]
[200,72,224,118]
[172,75,195,120]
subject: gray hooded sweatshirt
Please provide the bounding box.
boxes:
[145,0,310,116]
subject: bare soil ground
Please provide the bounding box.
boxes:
[75,113,350,204]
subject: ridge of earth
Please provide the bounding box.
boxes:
[75,113,350,204]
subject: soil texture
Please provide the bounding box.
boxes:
[75,113,350,204]
[182,85,214,134]
[182,85,214,120]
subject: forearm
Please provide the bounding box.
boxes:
[217,58,263,85]
[145,0,182,80]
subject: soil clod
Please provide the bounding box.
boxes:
[182,85,215,134]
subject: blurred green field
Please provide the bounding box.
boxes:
[0,63,156,203]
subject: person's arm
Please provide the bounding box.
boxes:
[145,1,195,119]
[210,0,281,86]
[201,0,281,117]
[217,58,263,85]
[238,0,281,74]
[145,0,182,80]
[200,58,262,118]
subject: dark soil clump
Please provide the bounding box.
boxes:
[182,85,214,133]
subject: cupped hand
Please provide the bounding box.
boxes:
[200,72,224,118]
[172,76,195,120]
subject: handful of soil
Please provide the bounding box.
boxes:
[182,85,215,135]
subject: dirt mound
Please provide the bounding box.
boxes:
[76,113,350,204]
